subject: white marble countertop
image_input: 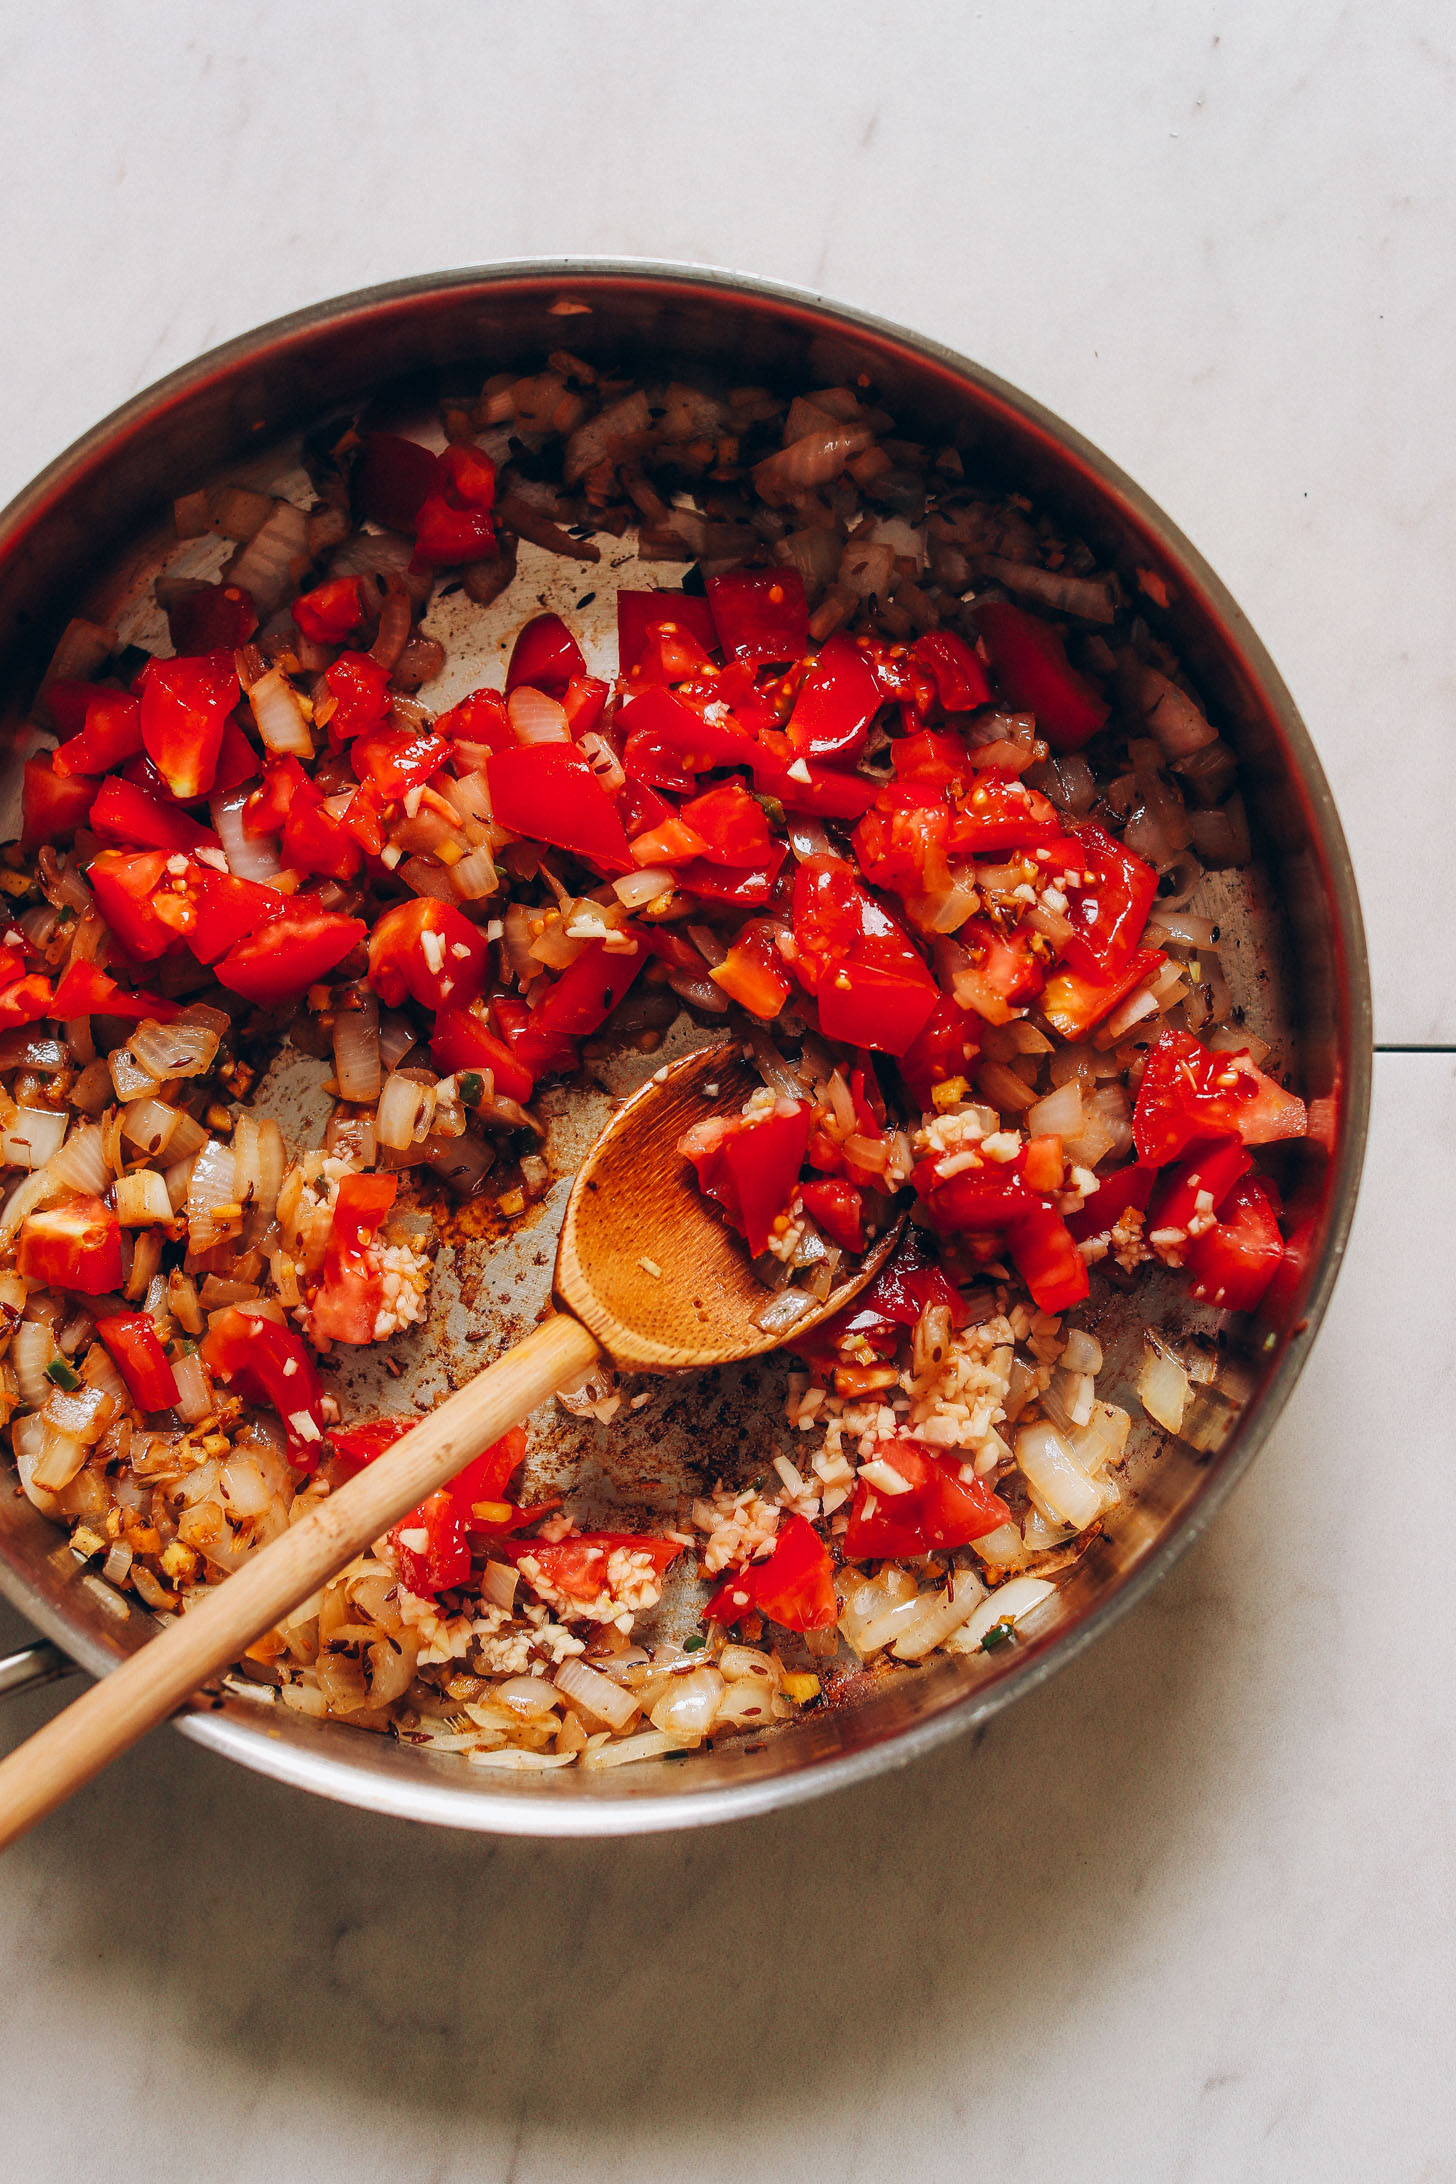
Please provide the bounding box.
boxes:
[0,5,1450,2178]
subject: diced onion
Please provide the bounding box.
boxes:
[12,1321,59,1409]
[333,999,382,1103]
[1139,1341,1191,1433]
[612,867,674,908]
[227,500,309,616]
[1061,1328,1103,1375]
[115,1170,173,1224]
[172,1352,215,1425]
[0,1109,67,1171]
[187,1137,238,1247]
[377,1072,436,1151]
[211,786,284,881]
[248,665,314,757]
[507,686,570,743]
[449,845,499,901]
[554,1656,639,1731]
[1133,665,1219,759]
[889,1571,987,1660]
[1027,1080,1083,1140]
[1016,1420,1103,1529]
[750,1286,818,1335]
[32,1424,88,1492]
[41,1381,111,1445]
[648,1665,725,1744]
[129,1012,223,1081]
[949,1576,1058,1654]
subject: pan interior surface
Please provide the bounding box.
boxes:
[0,265,1370,1832]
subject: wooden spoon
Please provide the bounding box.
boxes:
[0,1038,901,1848]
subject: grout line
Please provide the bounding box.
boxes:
[1374,1045,1456,1055]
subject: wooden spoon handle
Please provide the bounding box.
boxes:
[0,1310,602,1852]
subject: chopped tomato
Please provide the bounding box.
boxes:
[684,1100,813,1257]
[675,845,786,906]
[705,567,808,666]
[947,770,1063,856]
[1133,1027,1308,1167]
[20,758,98,851]
[786,633,883,761]
[792,854,938,1058]
[561,675,609,738]
[1185,1175,1284,1312]
[202,1306,327,1467]
[350,722,449,804]
[391,1488,472,1595]
[368,897,489,1013]
[310,1173,398,1345]
[51,960,179,1022]
[429,1005,535,1102]
[617,589,719,680]
[0,975,54,1030]
[898,993,981,1109]
[749,736,880,819]
[852,780,952,896]
[437,685,511,752]
[413,443,497,566]
[18,1195,122,1296]
[492,994,580,1081]
[908,628,993,715]
[139,652,240,801]
[356,432,440,532]
[793,1229,965,1365]
[322,651,393,742]
[51,688,143,778]
[527,932,646,1044]
[974,600,1109,751]
[87,849,178,962]
[705,1512,837,1632]
[843,1440,1010,1559]
[95,1313,179,1413]
[166,582,258,656]
[1055,822,1159,980]
[1065,1163,1156,1243]
[1041,946,1166,1042]
[505,612,585,697]
[89,774,223,856]
[282,784,365,882]
[619,684,754,790]
[487,743,634,872]
[678,780,776,867]
[953,917,1046,1025]
[925,1166,1044,1231]
[214,902,366,1006]
[505,1531,682,1604]
[710,923,792,1019]
[292,576,366,646]
[1147,1137,1252,1236]
[629,813,711,867]
[1009,1203,1090,1312]
[184,870,286,965]
[799,1177,864,1252]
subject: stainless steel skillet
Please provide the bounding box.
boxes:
[0,262,1370,1834]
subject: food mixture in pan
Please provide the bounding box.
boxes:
[0,357,1307,1768]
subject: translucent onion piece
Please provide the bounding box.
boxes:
[949,1576,1058,1654]
[11,1320,59,1409]
[612,866,673,908]
[32,1423,89,1492]
[1027,1080,1083,1141]
[1016,1420,1102,1530]
[648,1665,724,1744]
[172,1352,215,1425]
[121,1099,182,1161]
[211,786,284,881]
[41,1381,111,1445]
[1133,665,1219,758]
[187,1137,238,1248]
[507,686,570,743]
[245,665,314,758]
[109,1048,162,1103]
[115,1170,173,1225]
[227,499,309,617]
[1139,1341,1191,1433]
[377,1073,436,1151]
[1061,1327,1103,1376]
[129,1014,222,1080]
[750,1286,818,1335]
[554,1656,639,1731]
[889,1570,987,1661]
[579,1729,677,1769]
[333,998,382,1103]
[449,845,499,901]
[0,1108,67,1171]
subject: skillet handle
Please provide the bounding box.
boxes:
[0,1641,75,1703]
